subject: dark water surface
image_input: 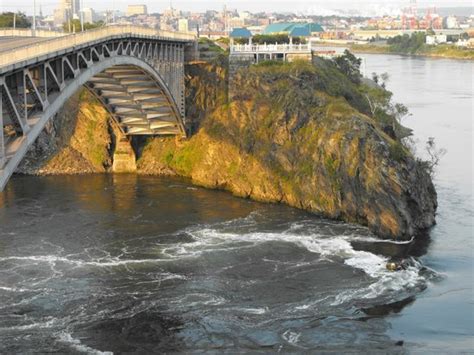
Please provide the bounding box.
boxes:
[0,55,472,353]
[360,54,474,352]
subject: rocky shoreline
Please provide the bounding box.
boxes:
[16,57,437,240]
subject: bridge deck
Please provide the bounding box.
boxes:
[0,25,195,72]
[0,25,195,191]
[0,37,53,53]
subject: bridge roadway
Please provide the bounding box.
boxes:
[0,25,197,191]
[0,37,54,53]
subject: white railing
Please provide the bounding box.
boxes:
[230,43,312,53]
[0,25,196,68]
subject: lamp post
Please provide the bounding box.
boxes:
[80,0,84,32]
[32,0,36,36]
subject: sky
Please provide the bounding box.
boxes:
[0,0,472,15]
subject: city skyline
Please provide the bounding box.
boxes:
[1,0,472,16]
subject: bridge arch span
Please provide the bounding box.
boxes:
[0,26,196,191]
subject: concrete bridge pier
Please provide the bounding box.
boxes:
[0,94,4,169]
[112,137,137,173]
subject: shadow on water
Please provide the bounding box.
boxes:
[350,227,433,260]
[75,310,184,353]
[361,296,416,317]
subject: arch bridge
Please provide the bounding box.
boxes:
[0,26,197,191]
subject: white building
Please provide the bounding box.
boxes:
[446,16,459,29]
[426,34,447,45]
[81,8,96,23]
[126,5,147,17]
[178,18,189,32]
[53,0,80,26]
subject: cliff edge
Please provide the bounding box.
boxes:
[17,55,437,240]
[138,58,437,240]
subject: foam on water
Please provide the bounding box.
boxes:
[0,255,167,267]
[57,332,112,355]
[163,224,428,304]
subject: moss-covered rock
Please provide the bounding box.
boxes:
[17,57,437,240]
[16,89,113,175]
[138,60,437,240]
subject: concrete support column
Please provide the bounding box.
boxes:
[112,137,137,173]
[164,44,170,86]
[42,65,48,99]
[19,72,28,125]
[179,45,185,118]
[158,43,163,74]
[172,44,178,101]
[0,86,4,168]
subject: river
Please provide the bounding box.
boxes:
[0,54,472,353]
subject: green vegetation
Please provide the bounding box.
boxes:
[386,32,427,54]
[135,50,437,238]
[63,20,104,32]
[0,12,30,28]
[334,50,362,84]
[239,50,416,148]
[350,32,474,60]
[198,37,225,56]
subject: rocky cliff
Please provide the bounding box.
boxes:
[18,56,437,240]
[17,90,131,175]
[138,58,437,240]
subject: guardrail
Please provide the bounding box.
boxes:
[0,25,196,68]
[230,43,312,53]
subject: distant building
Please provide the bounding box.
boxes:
[426,34,447,45]
[178,18,189,32]
[446,16,459,29]
[229,27,252,45]
[81,8,96,23]
[288,26,310,43]
[53,8,67,26]
[126,5,147,17]
[263,22,324,36]
[62,0,80,17]
[456,38,474,48]
[53,0,80,26]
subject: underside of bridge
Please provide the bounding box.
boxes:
[0,26,197,191]
[86,65,185,136]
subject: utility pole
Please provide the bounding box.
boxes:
[80,0,84,31]
[13,12,16,29]
[32,0,37,36]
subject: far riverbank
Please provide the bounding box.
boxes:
[314,42,474,60]
[350,43,474,60]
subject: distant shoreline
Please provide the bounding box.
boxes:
[351,45,474,60]
[315,42,474,61]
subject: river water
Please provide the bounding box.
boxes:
[0,55,472,353]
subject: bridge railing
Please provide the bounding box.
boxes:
[0,28,66,38]
[0,25,196,69]
[230,43,312,54]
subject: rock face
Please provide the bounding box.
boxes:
[137,59,437,240]
[17,58,437,240]
[17,90,116,175]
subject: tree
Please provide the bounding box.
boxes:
[361,84,412,141]
[424,137,446,177]
[63,20,104,33]
[334,50,362,84]
[390,102,412,139]
[380,72,390,88]
[361,85,392,117]
[0,12,31,28]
